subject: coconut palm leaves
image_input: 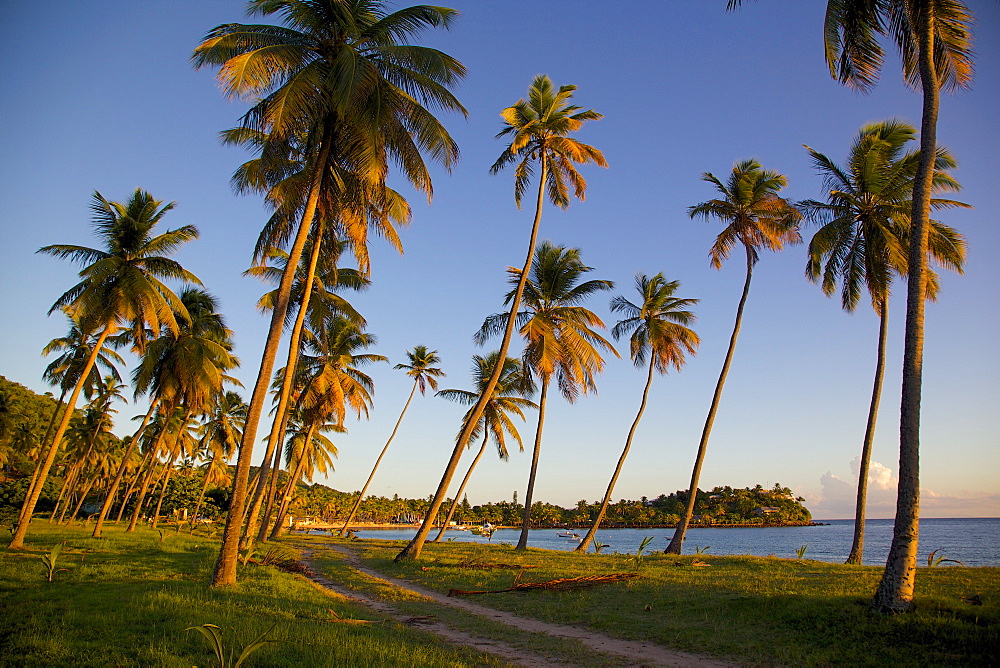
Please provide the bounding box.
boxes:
[577,274,699,553]
[801,120,967,565]
[665,161,800,556]
[10,189,200,550]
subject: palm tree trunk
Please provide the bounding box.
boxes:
[19,391,68,526]
[150,448,181,530]
[269,426,314,540]
[50,461,82,523]
[578,358,656,553]
[127,430,169,531]
[516,380,549,551]
[847,303,889,564]
[666,246,754,555]
[116,446,155,523]
[66,475,97,524]
[874,7,938,613]
[191,452,221,530]
[92,399,158,538]
[212,133,333,586]
[396,157,550,562]
[341,380,418,535]
[242,225,326,544]
[9,325,112,549]
[434,434,489,542]
[256,437,286,543]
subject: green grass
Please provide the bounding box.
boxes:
[0,522,505,667]
[317,537,999,667]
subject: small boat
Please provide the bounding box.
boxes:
[557,531,575,538]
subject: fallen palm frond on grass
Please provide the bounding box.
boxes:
[448,572,639,596]
[439,559,540,571]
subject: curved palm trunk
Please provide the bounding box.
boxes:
[434,434,489,542]
[127,430,169,531]
[268,426,314,540]
[191,453,222,530]
[516,380,549,551]
[341,380,418,534]
[116,446,155,524]
[666,246,754,554]
[578,358,656,553]
[20,392,68,526]
[396,158,549,562]
[65,475,98,524]
[93,399,158,538]
[847,303,889,564]
[256,437,286,543]
[51,461,83,523]
[9,325,112,549]
[242,225,325,544]
[150,448,181,530]
[874,10,938,613]
[212,133,333,587]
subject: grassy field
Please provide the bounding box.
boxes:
[0,522,504,667]
[3,522,997,666]
[295,535,999,666]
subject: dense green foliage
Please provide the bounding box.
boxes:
[0,376,62,476]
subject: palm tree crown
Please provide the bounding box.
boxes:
[491,74,607,208]
[395,345,445,396]
[611,273,700,373]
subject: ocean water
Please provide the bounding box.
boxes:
[347,517,999,567]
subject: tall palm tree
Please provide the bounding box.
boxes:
[577,274,699,553]
[477,242,617,550]
[665,160,800,555]
[728,0,974,615]
[193,0,465,585]
[269,415,342,538]
[340,345,444,534]
[433,352,536,541]
[801,120,967,565]
[397,76,606,561]
[240,239,369,546]
[10,189,199,550]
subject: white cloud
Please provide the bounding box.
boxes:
[805,458,1000,519]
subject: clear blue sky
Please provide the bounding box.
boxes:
[1,1,997,518]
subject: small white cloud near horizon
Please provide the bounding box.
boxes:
[802,458,1000,519]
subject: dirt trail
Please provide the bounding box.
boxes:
[301,542,735,668]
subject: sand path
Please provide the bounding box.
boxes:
[301,542,734,668]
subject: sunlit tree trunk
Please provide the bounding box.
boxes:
[516,380,549,550]
[93,399,158,537]
[578,357,655,553]
[396,158,548,562]
[666,246,753,554]
[433,434,488,542]
[847,303,888,564]
[9,325,112,549]
[212,132,332,586]
[874,6,938,613]
[268,425,314,540]
[256,435,286,543]
[116,446,156,524]
[341,380,418,534]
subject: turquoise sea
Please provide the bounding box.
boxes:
[347,517,999,567]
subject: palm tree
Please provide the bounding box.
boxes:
[240,239,369,546]
[10,189,199,550]
[397,76,606,561]
[665,160,800,555]
[577,274,699,553]
[728,0,974,615]
[433,352,536,541]
[801,120,967,565]
[340,346,444,534]
[269,415,342,538]
[477,242,617,550]
[193,0,465,585]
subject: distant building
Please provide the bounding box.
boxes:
[753,507,780,515]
